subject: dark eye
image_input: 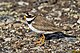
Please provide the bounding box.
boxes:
[27,15,34,18]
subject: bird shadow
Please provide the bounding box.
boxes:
[44,32,76,40]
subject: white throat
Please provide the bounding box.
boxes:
[28,24,45,33]
[26,17,34,21]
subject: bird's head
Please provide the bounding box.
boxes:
[24,13,35,24]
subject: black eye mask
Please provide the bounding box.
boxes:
[26,13,34,18]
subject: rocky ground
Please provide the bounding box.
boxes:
[0,0,80,53]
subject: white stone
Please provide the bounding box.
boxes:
[73,15,78,19]
[31,8,37,13]
[62,8,70,12]
[5,38,11,41]
[77,18,80,24]
[18,1,29,6]
[10,30,15,33]
[24,2,29,5]
[54,17,61,20]
[38,6,44,10]
[53,41,57,43]
[18,1,24,6]
[75,41,79,43]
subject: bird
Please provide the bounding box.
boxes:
[24,12,64,46]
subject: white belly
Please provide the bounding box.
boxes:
[28,24,45,33]
[28,24,54,34]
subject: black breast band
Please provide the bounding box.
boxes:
[27,18,35,24]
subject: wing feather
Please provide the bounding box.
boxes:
[32,16,63,32]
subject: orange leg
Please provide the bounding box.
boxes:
[34,34,45,46]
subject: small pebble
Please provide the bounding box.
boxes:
[5,38,11,42]
[77,18,80,24]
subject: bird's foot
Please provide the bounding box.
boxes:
[34,34,45,46]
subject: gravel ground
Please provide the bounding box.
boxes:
[0,0,80,53]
